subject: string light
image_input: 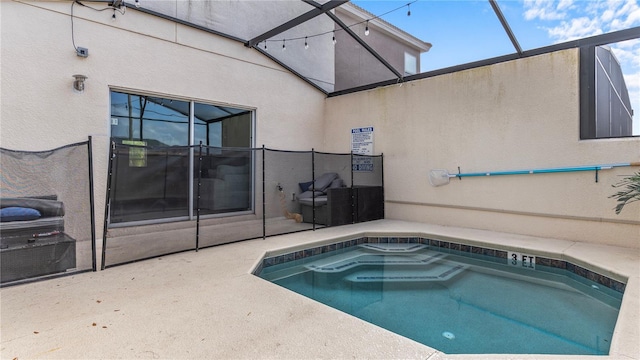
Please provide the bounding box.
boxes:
[257,1,417,50]
[134,0,140,8]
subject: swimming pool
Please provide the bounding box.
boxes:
[256,236,625,355]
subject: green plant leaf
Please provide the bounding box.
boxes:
[609,171,640,214]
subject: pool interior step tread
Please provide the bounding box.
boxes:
[262,244,445,282]
[305,244,443,273]
[305,252,448,273]
[346,261,469,282]
[359,243,428,252]
[303,244,469,282]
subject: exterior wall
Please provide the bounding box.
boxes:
[325,49,640,249]
[334,10,422,90]
[140,0,336,93]
[1,1,327,241]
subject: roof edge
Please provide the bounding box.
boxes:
[337,3,431,53]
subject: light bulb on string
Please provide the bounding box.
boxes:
[254,2,413,52]
[112,9,116,21]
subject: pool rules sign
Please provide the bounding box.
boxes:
[351,127,374,172]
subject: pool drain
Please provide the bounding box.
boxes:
[442,331,455,340]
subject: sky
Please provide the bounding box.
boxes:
[352,0,640,135]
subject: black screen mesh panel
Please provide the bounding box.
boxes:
[264,149,314,236]
[195,146,263,248]
[102,144,384,268]
[109,143,192,224]
[353,154,383,186]
[1,141,96,285]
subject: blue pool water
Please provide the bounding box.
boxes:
[258,243,623,355]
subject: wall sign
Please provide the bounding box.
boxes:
[352,157,374,172]
[508,251,536,270]
[351,127,374,155]
[352,127,374,172]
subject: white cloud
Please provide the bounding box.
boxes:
[523,0,567,20]
[625,72,640,91]
[614,0,639,18]
[615,2,640,29]
[557,0,574,11]
[601,9,615,22]
[616,38,640,48]
[546,17,603,41]
[531,0,640,36]
[609,40,640,67]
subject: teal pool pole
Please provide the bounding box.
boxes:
[456,162,640,178]
[429,161,640,186]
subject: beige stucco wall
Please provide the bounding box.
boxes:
[325,49,640,248]
[2,2,638,258]
[0,1,327,244]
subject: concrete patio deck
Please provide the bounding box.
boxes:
[1,220,638,359]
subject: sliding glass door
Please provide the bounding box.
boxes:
[109,90,253,225]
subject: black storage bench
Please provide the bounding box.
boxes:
[0,197,77,284]
[299,186,384,226]
[299,187,353,226]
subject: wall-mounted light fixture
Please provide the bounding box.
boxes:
[73,74,88,93]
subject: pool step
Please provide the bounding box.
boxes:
[346,261,469,282]
[305,251,447,273]
[359,243,428,253]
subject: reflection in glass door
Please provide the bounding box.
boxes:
[193,104,253,215]
[109,90,254,225]
[110,92,191,223]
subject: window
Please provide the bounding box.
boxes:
[580,41,637,139]
[404,52,417,76]
[109,90,254,225]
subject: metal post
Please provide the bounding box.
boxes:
[350,152,355,224]
[489,0,523,56]
[87,136,97,271]
[195,142,203,251]
[312,149,315,231]
[262,145,266,240]
[381,153,385,219]
[101,141,116,270]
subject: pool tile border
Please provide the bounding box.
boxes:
[257,236,626,293]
